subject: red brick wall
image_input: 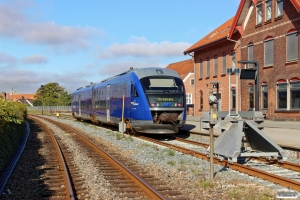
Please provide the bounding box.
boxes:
[193,35,241,117]
[240,0,300,120]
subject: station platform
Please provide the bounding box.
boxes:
[183,116,300,150]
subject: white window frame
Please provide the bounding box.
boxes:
[206,58,210,78]
[199,61,203,79]
[256,3,263,25]
[264,38,274,67]
[190,78,194,86]
[214,56,218,76]
[222,54,226,74]
[276,0,283,18]
[286,31,299,62]
[186,93,192,104]
[248,44,254,68]
[265,0,272,22]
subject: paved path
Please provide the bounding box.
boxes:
[184,116,300,149]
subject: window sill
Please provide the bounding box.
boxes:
[255,23,262,28]
[263,65,273,69]
[285,60,298,65]
[264,20,272,25]
[275,110,300,113]
[275,16,283,21]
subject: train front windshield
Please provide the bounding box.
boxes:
[140,77,185,108]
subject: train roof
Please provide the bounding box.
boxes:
[73,67,181,93]
[100,67,180,83]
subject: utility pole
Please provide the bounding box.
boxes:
[208,89,218,181]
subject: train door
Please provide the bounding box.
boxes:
[78,93,82,117]
[106,84,110,122]
[130,82,139,121]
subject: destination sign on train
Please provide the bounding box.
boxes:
[156,97,174,101]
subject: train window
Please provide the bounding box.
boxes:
[131,83,139,97]
[140,77,184,93]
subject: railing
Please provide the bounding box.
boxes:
[27,106,72,112]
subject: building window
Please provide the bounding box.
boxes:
[262,84,268,109]
[249,84,254,110]
[231,52,236,69]
[265,0,272,21]
[291,81,300,109]
[199,61,203,79]
[277,82,287,109]
[256,3,263,25]
[222,54,226,74]
[286,31,298,62]
[190,78,194,86]
[206,58,210,78]
[264,37,274,67]
[199,90,203,110]
[186,93,192,104]
[248,44,254,68]
[231,88,236,111]
[276,0,283,18]
[214,56,218,76]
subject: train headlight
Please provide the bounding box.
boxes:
[177,102,182,107]
[151,103,155,107]
[156,103,160,106]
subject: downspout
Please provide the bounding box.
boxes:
[227,34,241,112]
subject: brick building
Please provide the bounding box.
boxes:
[182,0,300,120]
[166,59,194,115]
[228,0,300,120]
[184,17,242,117]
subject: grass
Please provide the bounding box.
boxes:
[167,160,176,166]
[116,132,124,140]
[125,135,134,141]
[167,148,175,156]
[228,186,276,200]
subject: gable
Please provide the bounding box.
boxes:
[166,59,194,79]
[184,17,235,54]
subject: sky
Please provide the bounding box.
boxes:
[0,0,239,94]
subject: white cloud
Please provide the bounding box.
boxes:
[99,36,191,59]
[22,54,48,64]
[0,1,104,52]
[0,68,94,94]
[0,52,17,65]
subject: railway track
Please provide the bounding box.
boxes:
[140,135,300,192]
[34,115,187,199]
[31,117,77,199]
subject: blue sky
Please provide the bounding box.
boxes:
[0,0,239,94]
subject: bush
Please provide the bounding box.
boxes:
[0,99,27,172]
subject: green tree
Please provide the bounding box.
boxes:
[33,82,72,106]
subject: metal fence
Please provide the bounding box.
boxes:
[27,106,72,112]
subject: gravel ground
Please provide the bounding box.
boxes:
[47,116,300,199]
[2,116,300,199]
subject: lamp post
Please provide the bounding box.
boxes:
[238,60,259,111]
[41,85,45,115]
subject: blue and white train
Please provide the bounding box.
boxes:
[71,67,186,134]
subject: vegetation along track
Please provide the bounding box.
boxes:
[138,136,300,192]
[34,115,187,199]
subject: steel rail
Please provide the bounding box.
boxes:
[175,137,300,173]
[41,116,167,200]
[139,136,300,192]
[30,116,75,200]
